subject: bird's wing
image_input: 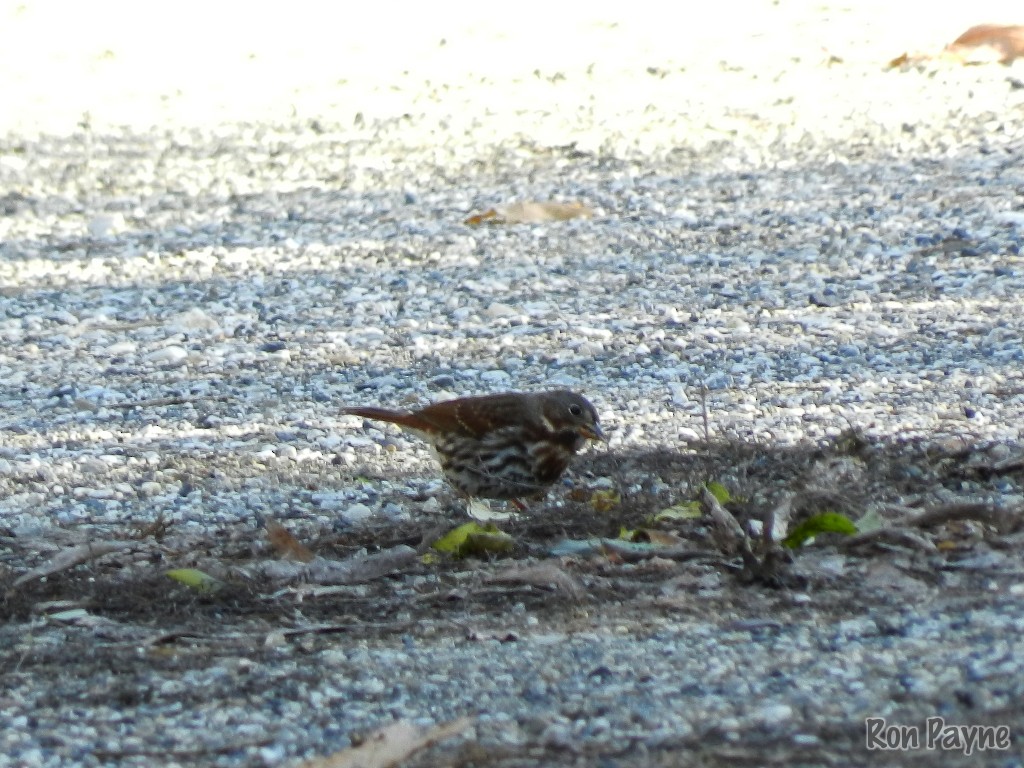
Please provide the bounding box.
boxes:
[416,393,532,437]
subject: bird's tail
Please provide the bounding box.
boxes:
[342,406,425,431]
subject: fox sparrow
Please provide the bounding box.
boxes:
[342,390,605,503]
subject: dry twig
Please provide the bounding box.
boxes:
[250,545,417,585]
[13,541,135,588]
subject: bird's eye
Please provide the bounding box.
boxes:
[569,404,583,417]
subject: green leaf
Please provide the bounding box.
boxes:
[166,568,221,593]
[460,532,515,557]
[706,481,731,504]
[432,522,487,553]
[782,512,858,548]
[653,501,703,522]
[431,522,513,558]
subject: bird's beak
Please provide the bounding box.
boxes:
[581,424,607,442]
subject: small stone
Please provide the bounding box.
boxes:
[484,302,517,318]
[78,457,109,475]
[480,369,511,384]
[340,503,374,524]
[104,341,136,356]
[429,375,456,388]
[755,703,793,725]
[356,375,402,390]
[170,308,220,332]
[144,345,189,365]
[88,213,126,238]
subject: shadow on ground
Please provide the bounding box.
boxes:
[2,434,1022,767]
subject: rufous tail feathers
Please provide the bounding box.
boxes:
[342,406,427,431]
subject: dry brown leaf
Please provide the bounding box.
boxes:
[134,514,171,540]
[295,717,473,768]
[886,52,911,69]
[465,200,593,225]
[266,519,315,563]
[945,24,1024,65]
[464,208,499,225]
[889,24,1024,69]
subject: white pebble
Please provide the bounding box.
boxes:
[144,345,189,365]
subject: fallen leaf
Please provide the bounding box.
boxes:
[886,52,910,69]
[166,568,221,593]
[297,717,474,768]
[654,501,703,521]
[266,519,315,563]
[464,209,499,225]
[461,532,515,557]
[945,24,1024,65]
[782,512,858,549]
[889,24,1024,69]
[432,522,514,558]
[466,498,516,522]
[705,481,731,504]
[46,608,92,623]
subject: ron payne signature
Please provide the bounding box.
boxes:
[866,717,1012,756]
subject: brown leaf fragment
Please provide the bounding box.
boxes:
[464,208,499,225]
[134,514,171,540]
[266,519,315,563]
[889,24,1024,69]
[886,52,910,69]
[945,24,1024,65]
[295,717,474,768]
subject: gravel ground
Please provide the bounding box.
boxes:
[3,2,1024,766]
